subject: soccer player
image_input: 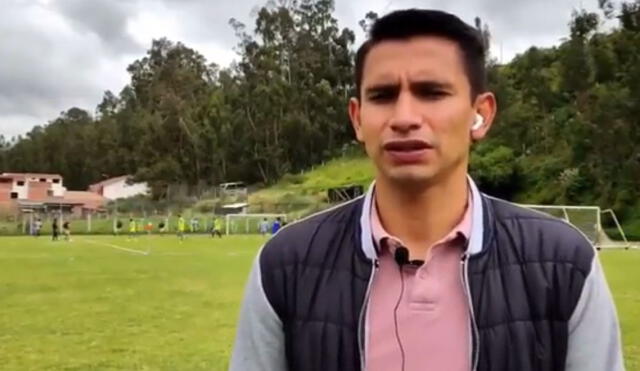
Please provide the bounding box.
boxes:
[51,218,59,242]
[145,221,153,235]
[128,218,136,240]
[190,217,200,233]
[34,218,42,237]
[259,218,269,236]
[271,217,282,235]
[177,214,186,241]
[211,217,223,238]
[62,220,71,242]
[230,9,623,371]
[114,220,123,236]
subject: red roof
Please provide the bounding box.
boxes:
[41,192,106,208]
[65,191,106,207]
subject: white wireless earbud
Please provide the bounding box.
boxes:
[471,113,484,131]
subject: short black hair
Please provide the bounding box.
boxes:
[355,9,487,99]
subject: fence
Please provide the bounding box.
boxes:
[0,201,330,236]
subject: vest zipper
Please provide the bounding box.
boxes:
[461,254,480,371]
[358,259,378,370]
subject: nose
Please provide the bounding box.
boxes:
[389,90,421,133]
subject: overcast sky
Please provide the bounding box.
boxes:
[1,0,610,138]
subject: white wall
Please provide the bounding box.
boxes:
[102,179,149,200]
[50,182,65,197]
[12,181,28,199]
[4,176,64,200]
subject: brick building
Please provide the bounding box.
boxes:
[0,173,106,217]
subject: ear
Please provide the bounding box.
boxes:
[349,97,364,142]
[471,92,497,142]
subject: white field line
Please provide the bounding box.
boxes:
[153,252,199,256]
[83,239,149,256]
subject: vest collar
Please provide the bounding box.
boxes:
[359,175,485,261]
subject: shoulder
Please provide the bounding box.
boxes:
[486,195,595,276]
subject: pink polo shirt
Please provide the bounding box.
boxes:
[366,191,472,371]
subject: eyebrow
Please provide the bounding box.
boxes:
[364,80,454,96]
[410,80,454,91]
[364,83,400,96]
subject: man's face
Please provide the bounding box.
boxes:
[349,36,493,188]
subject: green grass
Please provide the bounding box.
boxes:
[600,250,640,370]
[0,236,639,370]
[289,156,374,190]
[0,235,264,371]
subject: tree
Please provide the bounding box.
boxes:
[358,11,378,33]
[125,38,216,194]
[474,17,491,52]
[2,1,639,229]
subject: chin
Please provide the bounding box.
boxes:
[384,166,440,187]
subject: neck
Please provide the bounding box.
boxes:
[374,169,469,255]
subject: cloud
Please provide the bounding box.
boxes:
[0,1,138,137]
[53,0,142,54]
[0,0,614,139]
[345,0,608,62]
[126,0,245,67]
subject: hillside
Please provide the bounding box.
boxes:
[250,155,640,241]
[248,156,374,218]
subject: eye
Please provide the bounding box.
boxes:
[367,85,399,104]
[367,88,398,103]
[414,88,449,100]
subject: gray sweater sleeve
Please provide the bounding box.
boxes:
[565,254,625,371]
[229,253,287,371]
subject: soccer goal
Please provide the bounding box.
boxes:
[225,213,287,235]
[520,204,631,249]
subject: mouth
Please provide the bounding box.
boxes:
[383,140,432,152]
[382,140,433,164]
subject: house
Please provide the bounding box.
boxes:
[0,173,65,201]
[0,173,107,217]
[61,191,108,217]
[88,175,149,201]
[0,173,67,214]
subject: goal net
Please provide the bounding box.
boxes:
[520,204,630,249]
[225,213,287,235]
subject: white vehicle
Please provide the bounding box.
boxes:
[219,182,247,198]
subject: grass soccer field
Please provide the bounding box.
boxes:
[1,235,639,370]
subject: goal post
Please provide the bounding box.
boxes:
[601,209,631,249]
[225,213,287,235]
[519,204,631,249]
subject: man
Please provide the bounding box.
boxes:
[271,217,282,235]
[128,218,136,240]
[115,219,123,236]
[62,220,71,242]
[34,218,42,237]
[144,221,153,235]
[51,218,59,242]
[211,217,223,238]
[177,214,186,241]
[190,217,199,233]
[230,9,623,371]
[259,217,270,236]
[29,218,42,237]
